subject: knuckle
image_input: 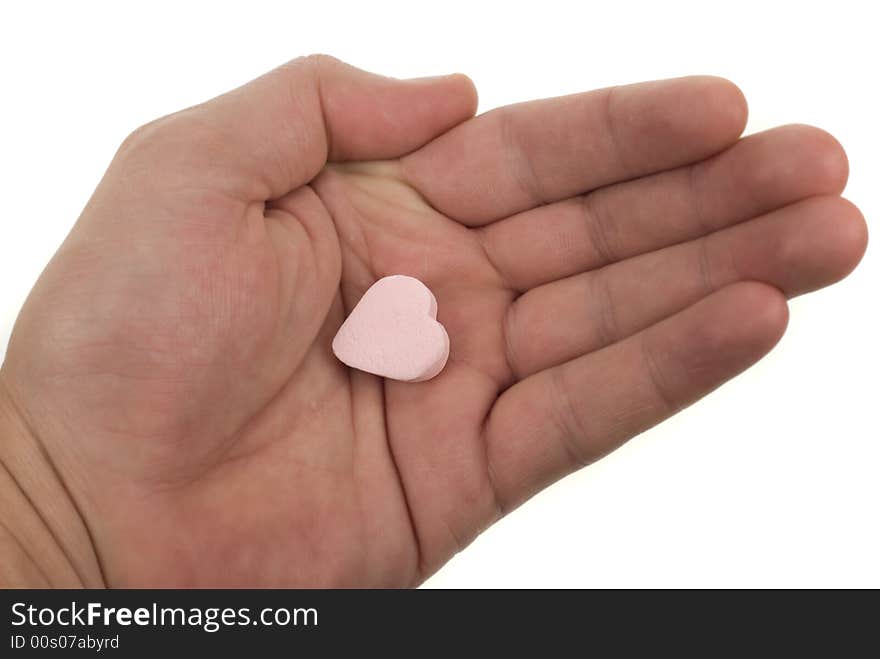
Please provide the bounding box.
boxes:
[295,53,342,75]
[115,110,213,169]
[114,115,180,163]
[117,120,160,156]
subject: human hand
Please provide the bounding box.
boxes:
[0,56,866,587]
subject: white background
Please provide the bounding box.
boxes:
[1,1,876,587]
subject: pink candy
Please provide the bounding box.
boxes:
[332,275,450,382]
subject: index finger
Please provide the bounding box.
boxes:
[402,76,747,226]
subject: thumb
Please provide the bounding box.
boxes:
[124,54,478,201]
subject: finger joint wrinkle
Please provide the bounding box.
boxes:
[549,368,593,469]
[499,109,549,207]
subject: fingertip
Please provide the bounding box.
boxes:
[642,75,748,160]
[447,72,480,118]
[782,124,850,192]
[736,281,790,346]
[707,76,749,137]
[828,196,869,277]
[685,75,749,141]
[408,72,479,121]
[782,195,868,294]
[703,281,789,358]
[806,126,850,192]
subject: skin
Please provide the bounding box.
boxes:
[0,55,867,587]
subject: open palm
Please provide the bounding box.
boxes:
[1,56,866,587]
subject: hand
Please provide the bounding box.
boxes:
[0,56,866,587]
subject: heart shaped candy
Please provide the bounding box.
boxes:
[332,275,450,382]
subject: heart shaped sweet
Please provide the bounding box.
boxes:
[332,275,450,382]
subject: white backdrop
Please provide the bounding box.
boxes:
[1,0,877,587]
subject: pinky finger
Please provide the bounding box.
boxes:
[484,281,789,513]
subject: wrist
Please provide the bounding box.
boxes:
[0,368,105,588]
